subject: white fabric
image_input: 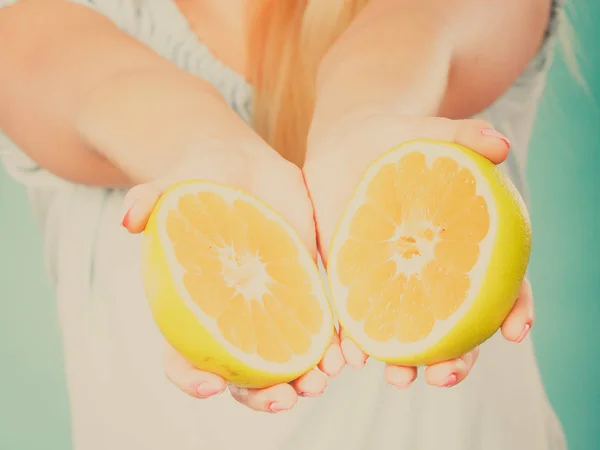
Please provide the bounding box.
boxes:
[0,1,566,449]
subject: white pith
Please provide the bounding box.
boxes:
[156,182,333,374]
[328,141,498,359]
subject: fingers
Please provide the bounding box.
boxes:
[501,278,534,343]
[384,364,417,390]
[410,117,510,165]
[121,183,163,234]
[424,347,480,388]
[291,369,328,397]
[164,344,226,399]
[317,331,345,377]
[340,329,369,369]
[251,161,319,259]
[449,119,511,164]
[229,383,298,413]
[233,333,340,410]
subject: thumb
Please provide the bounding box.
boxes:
[121,183,164,234]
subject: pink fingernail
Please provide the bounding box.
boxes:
[121,208,132,228]
[393,381,413,391]
[196,383,222,397]
[300,391,323,398]
[516,323,531,343]
[481,129,511,149]
[120,193,137,228]
[440,373,457,388]
[269,402,287,413]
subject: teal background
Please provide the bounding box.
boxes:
[0,2,599,450]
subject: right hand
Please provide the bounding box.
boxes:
[121,140,345,413]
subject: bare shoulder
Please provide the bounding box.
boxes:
[436,0,554,116]
[0,0,176,186]
[362,0,554,116]
[441,0,553,58]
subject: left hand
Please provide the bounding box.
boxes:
[122,146,345,412]
[303,112,534,389]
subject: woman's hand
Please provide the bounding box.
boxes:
[303,113,534,389]
[122,141,345,412]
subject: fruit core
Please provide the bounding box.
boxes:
[219,247,270,301]
[392,224,438,275]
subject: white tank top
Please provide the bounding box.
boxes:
[0,1,566,450]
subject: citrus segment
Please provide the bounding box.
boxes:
[250,300,292,363]
[269,283,324,334]
[396,274,434,344]
[328,140,531,366]
[365,163,403,223]
[336,239,391,285]
[263,293,312,355]
[349,204,397,241]
[142,180,334,388]
[336,148,486,345]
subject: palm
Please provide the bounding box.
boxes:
[304,115,534,388]
[123,147,344,412]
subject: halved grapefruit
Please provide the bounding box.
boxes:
[328,139,531,366]
[141,180,334,388]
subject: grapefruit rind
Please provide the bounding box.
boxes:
[142,180,334,388]
[328,139,531,366]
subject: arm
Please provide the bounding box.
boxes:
[308,0,551,151]
[303,0,542,386]
[0,0,270,187]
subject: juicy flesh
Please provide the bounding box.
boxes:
[166,191,323,363]
[337,152,490,343]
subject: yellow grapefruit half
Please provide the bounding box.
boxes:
[328,139,531,366]
[141,180,334,388]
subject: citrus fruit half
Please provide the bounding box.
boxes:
[142,180,334,388]
[328,139,531,366]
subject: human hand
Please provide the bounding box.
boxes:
[121,140,345,412]
[303,113,534,389]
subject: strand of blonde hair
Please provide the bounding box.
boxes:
[246,0,369,167]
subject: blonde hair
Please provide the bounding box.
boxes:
[246,1,587,167]
[246,1,369,167]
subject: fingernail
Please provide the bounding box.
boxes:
[120,192,137,228]
[299,391,322,398]
[196,382,222,397]
[121,208,132,228]
[393,381,413,391]
[439,373,457,388]
[481,129,511,149]
[516,323,531,343]
[269,402,287,413]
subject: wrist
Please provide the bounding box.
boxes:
[307,102,416,163]
[307,103,389,160]
[150,137,281,190]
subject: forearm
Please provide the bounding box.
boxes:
[77,69,266,185]
[0,0,267,187]
[308,0,551,153]
[309,4,451,149]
